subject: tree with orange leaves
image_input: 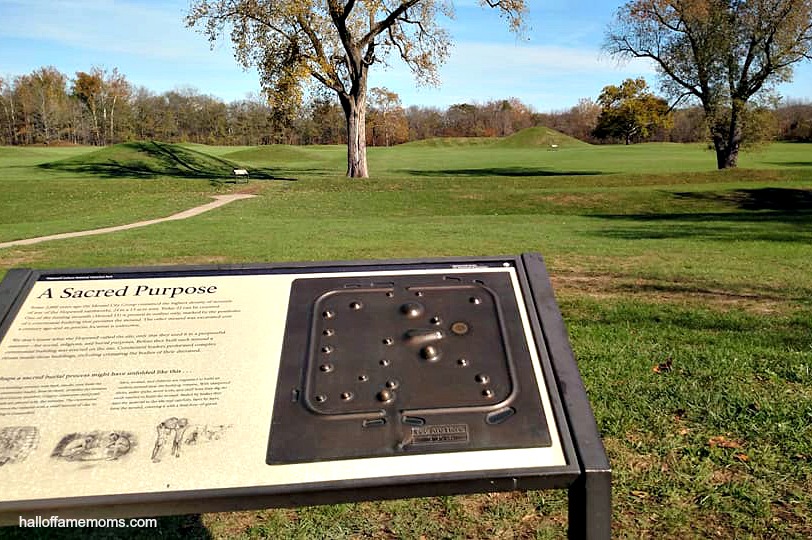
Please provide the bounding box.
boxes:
[187,1,527,178]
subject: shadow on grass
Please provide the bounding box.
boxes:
[589,188,812,242]
[612,280,803,304]
[0,514,211,539]
[765,161,812,168]
[403,167,605,177]
[40,141,297,182]
[672,187,812,210]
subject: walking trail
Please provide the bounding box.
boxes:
[0,194,256,249]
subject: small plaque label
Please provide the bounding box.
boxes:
[410,424,470,445]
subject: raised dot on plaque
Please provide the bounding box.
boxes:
[385,291,394,298]
[385,380,399,389]
[380,359,391,367]
[377,389,394,402]
[315,395,327,403]
[322,310,335,319]
[358,374,369,382]
[323,328,335,337]
[319,364,334,373]
[400,302,424,319]
[482,389,494,398]
[321,345,334,354]
[457,358,469,367]
[430,316,442,325]
[421,345,440,362]
[349,301,362,310]
[475,373,490,384]
[340,392,353,401]
[469,297,482,305]
[383,337,394,346]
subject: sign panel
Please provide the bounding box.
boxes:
[0,263,567,506]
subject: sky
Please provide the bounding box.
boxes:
[0,0,810,113]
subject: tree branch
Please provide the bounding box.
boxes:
[665,91,694,114]
[614,35,702,100]
[361,0,422,47]
[327,2,362,80]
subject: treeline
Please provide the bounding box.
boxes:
[1,66,811,147]
[538,98,812,144]
[0,67,285,146]
[0,66,536,147]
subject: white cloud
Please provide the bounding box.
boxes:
[370,40,659,110]
[0,0,232,64]
[445,41,656,76]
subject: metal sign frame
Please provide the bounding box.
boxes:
[0,253,610,539]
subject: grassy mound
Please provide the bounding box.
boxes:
[396,128,586,149]
[222,145,318,164]
[398,137,496,148]
[41,141,241,178]
[496,126,588,148]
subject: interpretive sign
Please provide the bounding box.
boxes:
[0,254,610,539]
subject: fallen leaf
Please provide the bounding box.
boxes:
[708,436,743,449]
[653,358,673,373]
[678,428,690,435]
[734,453,749,462]
[631,490,649,498]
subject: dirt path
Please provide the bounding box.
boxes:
[0,194,256,249]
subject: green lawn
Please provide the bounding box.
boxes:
[0,135,810,538]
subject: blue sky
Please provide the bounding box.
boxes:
[1,0,810,112]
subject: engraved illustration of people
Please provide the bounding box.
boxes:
[152,417,231,462]
[183,423,230,445]
[151,417,188,462]
[0,426,39,466]
[52,431,133,462]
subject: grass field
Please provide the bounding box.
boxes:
[0,130,810,538]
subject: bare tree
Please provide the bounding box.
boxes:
[73,68,131,145]
[28,67,69,144]
[368,86,407,146]
[0,77,16,145]
[187,0,527,177]
[775,98,812,141]
[606,0,812,168]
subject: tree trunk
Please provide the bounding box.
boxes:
[101,104,108,146]
[110,95,116,144]
[9,95,16,145]
[39,94,50,144]
[0,99,11,145]
[22,103,32,145]
[712,105,743,169]
[713,140,740,169]
[91,107,100,146]
[341,94,368,178]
